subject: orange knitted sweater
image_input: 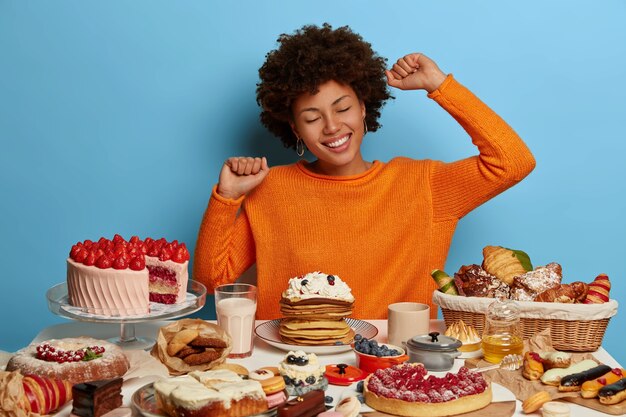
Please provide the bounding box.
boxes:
[193,75,535,320]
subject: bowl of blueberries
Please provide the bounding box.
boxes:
[352,334,408,373]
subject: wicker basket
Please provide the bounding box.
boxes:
[432,291,618,352]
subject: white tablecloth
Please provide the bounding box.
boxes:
[11,320,624,417]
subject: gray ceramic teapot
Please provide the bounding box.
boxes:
[405,332,462,371]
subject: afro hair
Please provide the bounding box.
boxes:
[256,23,393,149]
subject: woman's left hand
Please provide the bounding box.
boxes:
[386,53,447,93]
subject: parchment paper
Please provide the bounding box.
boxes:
[466,329,626,415]
[0,371,28,417]
[150,318,232,376]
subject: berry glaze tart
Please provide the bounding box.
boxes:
[363,363,492,417]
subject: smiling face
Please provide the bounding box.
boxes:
[290,80,368,176]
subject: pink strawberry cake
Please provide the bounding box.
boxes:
[67,234,189,316]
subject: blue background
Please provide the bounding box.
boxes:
[1,1,624,365]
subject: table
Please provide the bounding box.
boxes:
[25,320,625,417]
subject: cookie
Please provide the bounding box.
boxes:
[166,329,200,356]
[189,336,228,348]
[211,363,250,377]
[250,368,276,381]
[182,348,223,366]
[175,345,204,359]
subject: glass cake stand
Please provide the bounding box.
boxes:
[46,280,207,350]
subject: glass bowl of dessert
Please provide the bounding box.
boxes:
[352,335,408,373]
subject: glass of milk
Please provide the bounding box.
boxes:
[214,283,257,358]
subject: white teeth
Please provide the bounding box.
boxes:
[326,135,349,148]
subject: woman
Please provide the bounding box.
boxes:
[193,24,535,319]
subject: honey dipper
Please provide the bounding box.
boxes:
[474,353,523,373]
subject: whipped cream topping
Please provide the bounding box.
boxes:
[278,350,325,383]
[282,272,354,302]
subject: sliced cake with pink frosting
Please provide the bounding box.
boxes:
[67,234,189,316]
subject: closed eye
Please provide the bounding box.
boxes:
[338,107,351,112]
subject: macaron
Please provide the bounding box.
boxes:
[260,375,286,395]
[521,391,551,413]
[266,390,288,408]
[541,401,571,417]
[334,396,360,417]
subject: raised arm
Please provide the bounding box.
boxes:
[427,76,535,220]
[193,187,256,292]
[387,53,535,220]
[192,157,269,291]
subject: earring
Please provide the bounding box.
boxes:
[296,137,305,157]
[363,118,368,135]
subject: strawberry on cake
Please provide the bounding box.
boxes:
[67,234,189,316]
[364,363,492,417]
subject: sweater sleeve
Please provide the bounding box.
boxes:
[192,185,256,292]
[428,75,536,221]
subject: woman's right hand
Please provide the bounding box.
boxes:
[216,156,270,200]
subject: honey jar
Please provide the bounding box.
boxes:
[481,298,523,364]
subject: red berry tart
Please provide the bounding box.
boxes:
[363,363,492,417]
[67,234,189,316]
[6,337,129,385]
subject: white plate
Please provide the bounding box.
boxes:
[254,318,378,355]
[132,382,278,417]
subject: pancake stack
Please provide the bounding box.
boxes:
[279,272,355,345]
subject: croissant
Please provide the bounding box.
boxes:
[535,281,588,303]
[453,264,510,298]
[584,274,611,304]
[570,281,590,302]
[431,269,459,295]
[482,246,533,286]
[510,263,562,301]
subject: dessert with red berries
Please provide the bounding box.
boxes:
[6,337,129,385]
[364,363,492,417]
[67,234,189,316]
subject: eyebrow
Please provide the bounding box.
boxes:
[298,95,350,115]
